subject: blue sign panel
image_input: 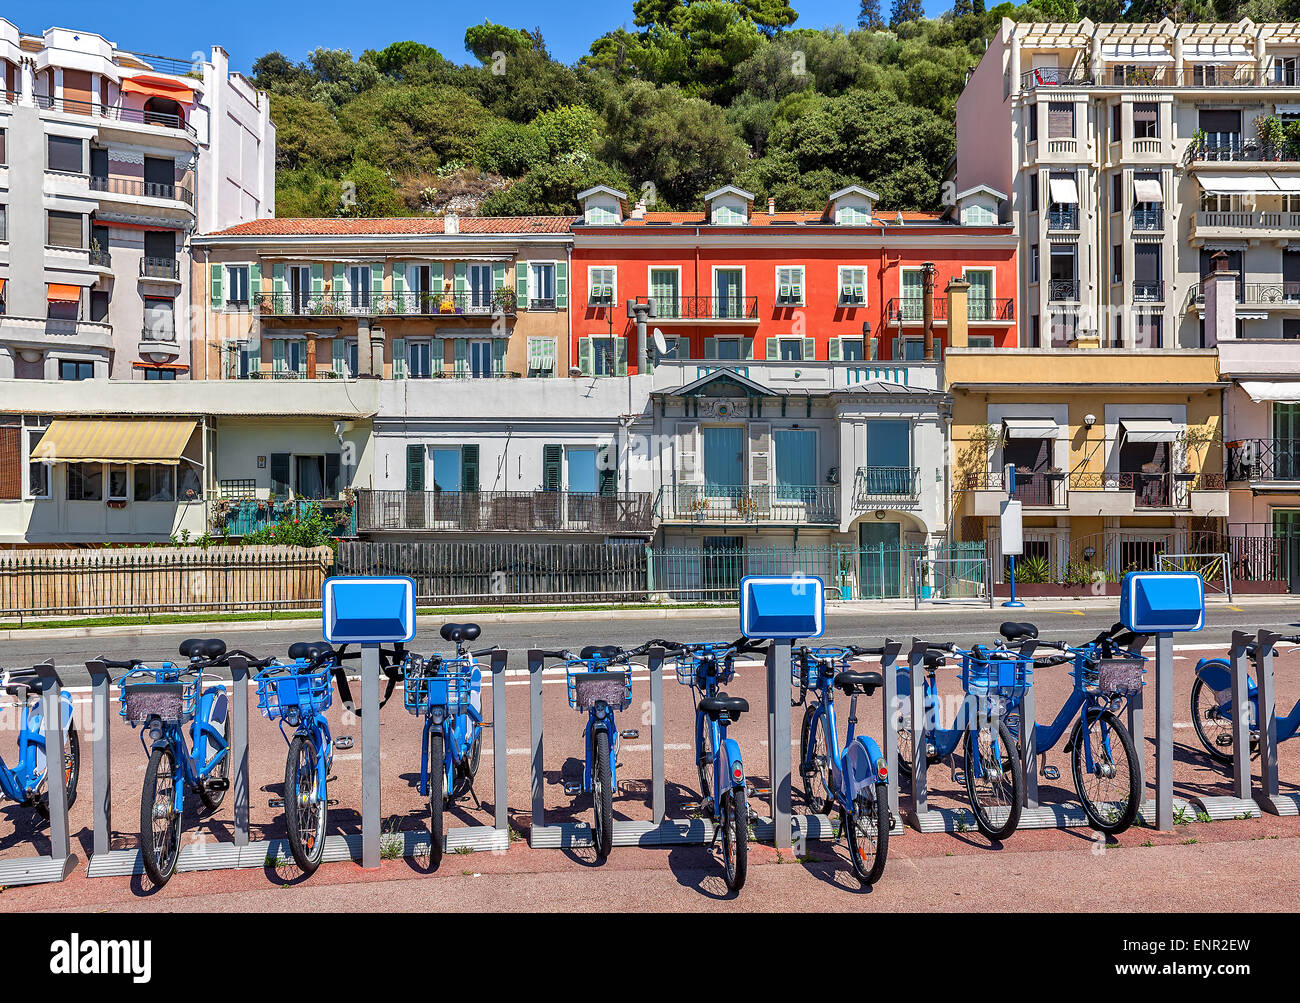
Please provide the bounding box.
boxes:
[740,575,824,640]
[1119,572,1205,633]
[323,576,417,644]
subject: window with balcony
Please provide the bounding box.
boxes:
[469,264,492,311]
[1201,192,1240,213]
[1133,103,1158,139]
[348,265,371,311]
[1003,424,1058,506]
[776,266,804,306]
[1133,243,1162,303]
[714,268,743,316]
[47,135,83,174]
[965,269,994,320]
[1133,173,1163,229]
[226,265,250,306]
[143,156,176,198]
[1048,245,1078,301]
[407,340,433,379]
[1047,102,1074,139]
[143,230,176,278]
[838,267,866,306]
[774,429,817,502]
[1047,173,1079,229]
[1273,56,1298,86]
[589,266,615,306]
[530,262,556,308]
[863,420,911,495]
[1198,109,1241,160]
[650,268,679,317]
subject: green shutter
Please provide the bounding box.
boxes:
[803,337,816,360]
[704,337,717,360]
[492,262,506,289]
[333,337,346,376]
[371,265,383,299]
[310,263,324,293]
[598,445,616,497]
[542,444,562,492]
[579,336,593,377]
[332,263,344,293]
[393,337,406,379]
[210,263,223,308]
[461,444,480,492]
[615,338,627,376]
[272,264,285,295]
[454,262,467,295]
[393,264,406,295]
[432,337,444,375]
[827,337,841,361]
[492,338,507,375]
[270,453,291,497]
[453,338,467,376]
[516,262,528,304]
[325,453,341,497]
[406,444,425,491]
[743,338,754,360]
[430,262,444,294]
[555,261,568,309]
[272,339,286,373]
[249,262,261,299]
[766,337,778,360]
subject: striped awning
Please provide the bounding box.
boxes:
[31,419,197,464]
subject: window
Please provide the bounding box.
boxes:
[27,430,49,499]
[776,266,804,305]
[713,205,747,225]
[593,338,617,377]
[774,429,817,502]
[863,420,911,493]
[589,267,615,306]
[961,201,997,226]
[1047,102,1074,139]
[226,265,250,306]
[968,335,995,348]
[47,210,84,248]
[1113,244,1123,284]
[432,448,461,492]
[530,263,556,308]
[47,135,83,173]
[567,447,598,494]
[650,268,679,317]
[966,269,993,320]
[1112,172,1123,209]
[1198,109,1242,157]
[285,340,305,374]
[346,340,359,377]
[291,454,339,498]
[1030,244,1039,283]
[143,368,176,380]
[0,204,6,241]
[348,265,370,310]
[90,290,109,323]
[408,340,433,379]
[838,267,866,306]
[778,339,803,361]
[836,204,871,224]
[144,298,175,340]
[839,337,865,361]
[715,338,741,360]
[1274,56,1299,86]
[1135,312,1163,349]
[468,339,494,379]
[1029,174,1039,213]
[1286,194,1300,213]
[67,463,102,501]
[586,205,618,225]
[1028,106,1039,143]
[656,335,680,359]
[1133,102,1158,139]
[0,128,6,165]
[1201,192,1239,213]
[1111,103,1122,141]
[107,465,129,501]
[469,264,492,311]
[59,360,94,381]
[714,268,744,316]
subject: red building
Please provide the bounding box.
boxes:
[569,184,1018,376]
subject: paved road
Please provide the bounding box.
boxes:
[5,600,1300,685]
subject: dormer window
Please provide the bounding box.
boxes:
[576,185,627,225]
[954,185,1006,227]
[704,186,754,226]
[826,185,878,225]
[836,205,871,225]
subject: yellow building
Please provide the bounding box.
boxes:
[945,348,1228,587]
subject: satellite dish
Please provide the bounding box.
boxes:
[652,328,668,356]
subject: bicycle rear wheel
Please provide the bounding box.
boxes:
[36,720,79,820]
[1190,675,1237,765]
[198,711,230,813]
[1070,709,1140,834]
[721,789,747,892]
[845,782,889,886]
[285,733,325,873]
[141,745,182,886]
[427,730,445,870]
[452,728,483,798]
[964,717,1023,840]
[799,705,832,815]
[593,729,614,860]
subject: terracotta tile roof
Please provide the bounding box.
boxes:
[619,210,952,227]
[207,216,578,237]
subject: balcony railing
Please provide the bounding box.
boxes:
[1187,281,1300,307]
[1067,470,1225,509]
[968,470,1068,508]
[89,247,112,268]
[1047,207,1079,231]
[656,484,837,524]
[853,466,919,504]
[1228,438,1300,481]
[140,257,180,280]
[1133,281,1165,303]
[355,489,653,534]
[89,174,195,206]
[209,498,357,538]
[1132,208,1164,230]
[1022,66,1295,90]
[1048,279,1080,302]
[35,94,196,136]
[886,297,947,324]
[1196,210,1300,232]
[635,295,759,320]
[256,289,518,318]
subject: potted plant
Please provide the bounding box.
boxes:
[1044,466,1065,481]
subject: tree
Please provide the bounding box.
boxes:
[889,0,926,27]
[634,0,798,33]
[858,0,885,29]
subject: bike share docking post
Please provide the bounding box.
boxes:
[490,649,509,832]
[765,639,793,850]
[907,639,930,817]
[1153,632,1175,831]
[526,649,546,838]
[36,662,72,874]
[360,642,381,868]
[1018,640,1039,810]
[1255,630,1287,813]
[1230,631,1254,802]
[649,647,666,826]
[880,640,903,820]
[227,654,251,846]
[85,659,113,860]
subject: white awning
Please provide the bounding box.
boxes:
[1003,417,1059,440]
[1277,104,1300,116]
[1101,43,1173,63]
[1197,173,1277,195]
[1121,418,1181,443]
[1240,381,1300,403]
[1048,177,1079,204]
[1183,43,1254,63]
[1133,178,1164,203]
[1271,173,1300,192]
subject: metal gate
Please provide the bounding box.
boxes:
[1156,552,1232,599]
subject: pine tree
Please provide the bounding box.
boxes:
[953,0,974,15]
[889,0,925,28]
[858,0,885,29]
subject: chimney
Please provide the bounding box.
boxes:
[921,262,937,361]
[1202,250,1237,348]
[445,212,459,235]
[767,197,776,215]
[945,277,970,349]
[631,200,646,220]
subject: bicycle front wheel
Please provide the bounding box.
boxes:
[36,719,79,821]
[721,789,748,892]
[285,733,325,872]
[593,729,614,860]
[964,717,1023,840]
[1071,709,1140,834]
[1190,675,1236,765]
[799,705,832,815]
[845,782,889,886]
[141,745,182,886]
[198,710,230,813]
[427,730,445,870]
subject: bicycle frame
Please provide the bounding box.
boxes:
[129,666,229,812]
[1017,649,1136,776]
[1194,657,1300,743]
[679,645,746,814]
[260,663,335,808]
[0,691,74,805]
[799,650,886,812]
[418,659,484,799]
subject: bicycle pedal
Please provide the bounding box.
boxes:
[325,799,338,807]
[335,736,354,750]
[749,786,771,798]
[206,778,230,792]
[1041,765,1060,780]
[327,776,337,783]
[268,798,284,808]
[562,781,582,796]
[620,729,639,740]
[951,770,966,785]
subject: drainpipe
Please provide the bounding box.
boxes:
[922,261,937,361]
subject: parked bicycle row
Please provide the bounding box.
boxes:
[2,618,1294,893]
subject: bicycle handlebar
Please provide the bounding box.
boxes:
[911,640,957,653]
[98,657,143,671]
[1033,653,1074,668]
[470,646,499,659]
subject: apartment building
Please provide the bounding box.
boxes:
[0,21,273,382]
[569,184,1018,372]
[192,216,572,381]
[957,17,1300,350]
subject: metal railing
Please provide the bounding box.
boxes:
[1021,66,1298,90]
[355,489,653,533]
[141,257,180,279]
[967,469,1068,508]
[89,174,195,205]
[1132,208,1164,230]
[1133,280,1165,302]
[1067,470,1225,508]
[884,294,1019,323]
[853,466,920,503]
[1047,207,1079,230]
[655,484,837,523]
[635,295,760,320]
[1227,438,1300,481]
[256,289,517,317]
[1048,279,1080,301]
[89,247,111,268]
[207,498,356,538]
[1196,210,1300,231]
[36,94,196,136]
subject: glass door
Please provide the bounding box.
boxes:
[966,269,992,321]
[469,264,492,312]
[702,426,744,500]
[1273,509,1300,592]
[1274,403,1300,479]
[468,340,493,378]
[859,521,902,599]
[901,269,923,321]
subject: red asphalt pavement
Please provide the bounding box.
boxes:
[2,640,1299,911]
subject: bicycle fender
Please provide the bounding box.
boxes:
[27,691,76,736]
[1195,658,1258,699]
[843,735,885,803]
[721,737,745,788]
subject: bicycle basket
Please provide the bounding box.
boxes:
[568,667,631,712]
[403,660,472,716]
[673,650,733,688]
[962,651,1032,700]
[1079,655,1146,697]
[256,663,333,721]
[119,669,197,725]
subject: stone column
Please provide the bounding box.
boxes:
[1202,252,1237,348]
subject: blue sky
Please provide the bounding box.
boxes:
[17,0,955,74]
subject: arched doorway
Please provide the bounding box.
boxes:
[851,511,929,599]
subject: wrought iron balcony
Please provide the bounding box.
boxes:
[355,489,652,533]
[854,466,919,505]
[140,257,180,280]
[89,174,195,206]
[36,93,197,136]
[1047,207,1079,230]
[967,469,1068,508]
[256,289,517,318]
[635,295,759,321]
[1132,281,1165,303]
[655,484,837,524]
[1067,470,1225,509]
[1048,279,1080,302]
[1227,438,1300,482]
[1132,208,1164,230]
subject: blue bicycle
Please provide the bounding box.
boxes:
[255,641,347,874]
[898,639,1027,840]
[114,638,248,885]
[654,636,768,891]
[0,666,78,822]
[1191,632,1300,766]
[400,622,496,870]
[1001,621,1147,834]
[793,644,891,884]
[536,642,651,859]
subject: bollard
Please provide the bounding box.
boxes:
[527,649,546,838]
[227,655,251,846]
[360,643,381,868]
[880,640,902,820]
[85,660,113,860]
[908,640,929,817]
[1256,630,1282,808]
[490,649,508,833]
[765,639,793,850]
[1231,630,1253,801]
[649,648,665,826]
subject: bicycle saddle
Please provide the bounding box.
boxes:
[835,669,883,696]
[699,693,748,721]
[288,641,335,662]
[1000,621,1038,642]
[179,637,226,659]
[580,644,621,661]
[922,650,946,670]
[440,622,481,644]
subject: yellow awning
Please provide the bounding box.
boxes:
[31,419,196,465]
